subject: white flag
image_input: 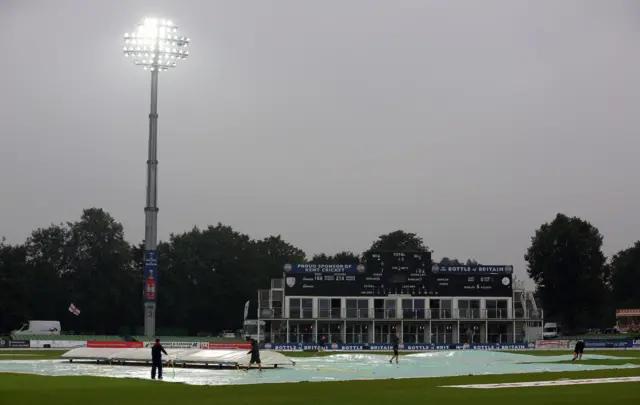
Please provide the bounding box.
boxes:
[243,301,250,320]
[68,303,80,316]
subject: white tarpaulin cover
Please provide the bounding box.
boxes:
[1,351,638,386]
[61,348,295,367]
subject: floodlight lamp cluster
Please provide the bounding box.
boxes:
[123,18,190,72]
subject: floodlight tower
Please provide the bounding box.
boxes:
[123,18,190,337]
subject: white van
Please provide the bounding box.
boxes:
[542,322,560,339]
[12,320,61,336]
[243,320,265,342]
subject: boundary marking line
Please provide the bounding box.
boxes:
[442,376,640,389]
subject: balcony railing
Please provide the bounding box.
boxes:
[317,308,344,319]
[259,307,543,320]
[345,308,371,319]
[258,331,520,345]
[288,309,313,319]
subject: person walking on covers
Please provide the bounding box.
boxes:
[151,338,168,380]
[390,332,400,364]
[247,338,263,371]
[572,340,585,361]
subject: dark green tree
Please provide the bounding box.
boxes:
[524,213,607,333]
[438,257,462,266]
[22,224,71,329]
[309,251,360,264]
[254,235,307,278]
[365,230,429,254]
[158,225,306,333]
[65,208,137,334]
[158,224,251,334]
[438,257,480,266]
[609,241,640,309]
[0,240,31,333]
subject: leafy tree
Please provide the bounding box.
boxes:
[309,251,360,264]
[158,226,306,333]
[253,235,306,319]
[1,211,309,334]
[524,213,607,332]
[17,209,138,335]
[0,241,31,333]
[22,224,71,328]
[65,208,137,334]
[438,257,480,266]
[365,230,429,254]
[255,235,307,278]
[609,241,640,308]
[438,257,462,266]
[8,206,632,337]
[159,224,251,334]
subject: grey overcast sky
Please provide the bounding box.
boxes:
[1,0,639,287]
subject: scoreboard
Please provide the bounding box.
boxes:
[283,252,513,297]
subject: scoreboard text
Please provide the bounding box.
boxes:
[283,252,513,297]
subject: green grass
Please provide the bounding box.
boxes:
[2,350,640,405]
[506,350,640,357]
[516,350,640,366]
[286,349,640,360]
[507,350,640,365]
[0,350,66,360]
[0,368,639,405]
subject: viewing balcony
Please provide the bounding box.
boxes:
[261,307,543,321]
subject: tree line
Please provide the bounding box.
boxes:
[0,208,430,335]
[525,213,640,333]
[0,209,638,335]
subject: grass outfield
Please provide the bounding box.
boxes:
[0,350,66,360]
[1,350,639,405]
[0,368,639,405]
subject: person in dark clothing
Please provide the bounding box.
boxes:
[247,339,263,371]
[389,333,400,364]
[151,338,168,379]
[572,340,585,361]
[318,336,327,353]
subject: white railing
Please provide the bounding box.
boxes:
[264,307,543,320]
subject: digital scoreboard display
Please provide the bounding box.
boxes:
[283,252,513,297]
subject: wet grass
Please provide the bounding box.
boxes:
[506,350,640,357]
[507,350,640,366]
[1,349,640,405]
[0,367,639,405]
[0,350,66,360]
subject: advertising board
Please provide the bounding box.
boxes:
[200,342,252,350]
[535,340,569,349]
[262,342,534,351]
[0,339,31,348]
[29,340,85,349]
[143,250,158,303]
[143,341,199,349]
[262,343,302,351]
[8,340,30,348]
[86,341,144,349]
[583,339,633,349]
